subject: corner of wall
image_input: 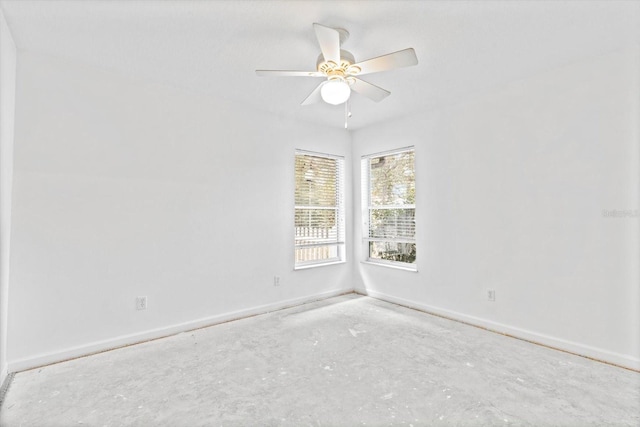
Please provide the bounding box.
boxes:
[0,6,17,386]
[346,128,366,294]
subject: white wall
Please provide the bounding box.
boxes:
[0,8,17,387]
[7,52,353,371]
[5,37,639,374]
[352,48,640,370]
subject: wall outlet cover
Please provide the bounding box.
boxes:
[136,296,147,310]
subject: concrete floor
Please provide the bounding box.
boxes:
[1,294,639,426]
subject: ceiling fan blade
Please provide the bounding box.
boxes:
[256,70,324,77]
[351,48,418,76]
[301,82,325,106]
[313,23,340,64]
[350,78,391,102]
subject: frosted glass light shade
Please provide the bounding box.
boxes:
[321,80,351,105]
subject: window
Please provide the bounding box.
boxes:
[362,147,416,269]
[295,151,345,268]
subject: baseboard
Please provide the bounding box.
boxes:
[0,372,13,409]
[7,287,353,374]
[0,364,6,387]
[364,289,640,372]
[10,287,637,374]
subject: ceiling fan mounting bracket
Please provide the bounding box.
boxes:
[335,28,350,45]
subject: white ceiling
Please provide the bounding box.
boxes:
[1,0,639,130]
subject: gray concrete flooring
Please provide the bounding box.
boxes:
[1,294,639,426]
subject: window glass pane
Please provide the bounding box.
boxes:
[295,245,339,264]
[295,155,338,207]
[295,208,337,230]
[369,208,415,239]
[295,213,339,244]
[369,241,416,264]
[369,151,415,206]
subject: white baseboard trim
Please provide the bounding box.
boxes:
[364,289,640,372]
[0,364,6,387]
[0,372,14,409]
[8,287,353,374]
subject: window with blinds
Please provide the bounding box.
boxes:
[362,147,416,269]
[294,151,345,268]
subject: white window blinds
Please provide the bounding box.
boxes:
[362,147,416,269]
[295,151,345,268]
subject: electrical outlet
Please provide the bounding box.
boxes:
[487,290,496,302]
[136,296,147,310]
[274,276,280,287]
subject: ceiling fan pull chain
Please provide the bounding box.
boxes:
[344,99,350,129]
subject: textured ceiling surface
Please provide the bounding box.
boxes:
[1,0,639,130]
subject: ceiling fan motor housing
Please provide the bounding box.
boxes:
[316,50,361,83]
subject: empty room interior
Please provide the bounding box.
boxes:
[0,0,639,425]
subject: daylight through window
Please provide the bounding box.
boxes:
[295,151,345,268]
[362,147,416,269]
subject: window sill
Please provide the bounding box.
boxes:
[360,260,418,272]
[294,260,346,271]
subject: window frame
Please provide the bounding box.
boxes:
[294,149,346,270]
[361,146,417,271]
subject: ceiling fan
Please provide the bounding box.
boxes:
[256,23,418,126]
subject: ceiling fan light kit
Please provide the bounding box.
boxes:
[321,79,351,105]
[256,23,418,126]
